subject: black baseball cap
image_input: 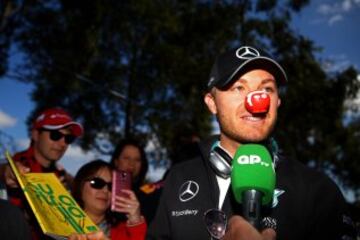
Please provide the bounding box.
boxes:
[207,46,287,90]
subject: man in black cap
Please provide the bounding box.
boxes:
[147,46,356,240]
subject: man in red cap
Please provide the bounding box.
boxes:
[0,107,83,239]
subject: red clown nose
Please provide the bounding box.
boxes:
[245,90,270,114]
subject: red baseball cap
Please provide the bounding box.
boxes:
[33,108,83,137]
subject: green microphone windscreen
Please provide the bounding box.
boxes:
[231,144,275,205]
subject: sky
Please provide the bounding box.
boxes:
[0,0,360,189]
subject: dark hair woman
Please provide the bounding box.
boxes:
[110,139,148,189]
[72,159,146,240]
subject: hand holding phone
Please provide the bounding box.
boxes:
[111,170,132,212]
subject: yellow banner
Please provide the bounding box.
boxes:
[5,151,98,240]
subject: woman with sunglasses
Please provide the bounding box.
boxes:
[72,159,146,240]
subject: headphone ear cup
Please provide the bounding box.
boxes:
[209,146,232,178]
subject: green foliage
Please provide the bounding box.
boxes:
[2,0,360,200]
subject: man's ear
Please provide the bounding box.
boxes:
[277,98,281,107]
[204,92,217,115]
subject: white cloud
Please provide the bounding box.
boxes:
[318,0,357,14]
[322,54,352,73]
[318,4,334,15]
[328,14,343,25]
[0,110,17,128]
[63,145,98,161]
[16,138,30,149]
[316,0,360,25]
[342,0,353,11]
[61,145,110,175]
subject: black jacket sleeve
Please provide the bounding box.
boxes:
[307,173,357,240]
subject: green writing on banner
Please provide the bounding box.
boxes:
[25,181,87,233]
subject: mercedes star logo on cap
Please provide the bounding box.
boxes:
[236,46,260,60]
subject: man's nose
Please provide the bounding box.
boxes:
[245,90,270,114]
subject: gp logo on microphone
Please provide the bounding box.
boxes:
[236,155,270,167]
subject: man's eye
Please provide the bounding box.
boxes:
[263,87,275,93]
[233,85,244,91]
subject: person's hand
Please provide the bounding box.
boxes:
[4,162,30,188]
[68,231,109,240]
[112,189,143,225]
[222,216,276,240]
[56,163,67,184]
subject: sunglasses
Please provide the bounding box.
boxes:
[87,177,112,191]
[41,129,76,144]
[203,208,227,239]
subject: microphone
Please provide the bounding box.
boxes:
[231,144,275,229]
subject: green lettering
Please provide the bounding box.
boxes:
[59,195,76,206]
[33,184,56,206]
[57,203,84,234]
[67,206,85,218]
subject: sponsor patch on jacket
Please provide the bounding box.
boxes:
[171,209,198,217]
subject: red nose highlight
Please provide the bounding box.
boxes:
[245,91,270,114]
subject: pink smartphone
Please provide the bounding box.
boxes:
[111,170,132,211]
